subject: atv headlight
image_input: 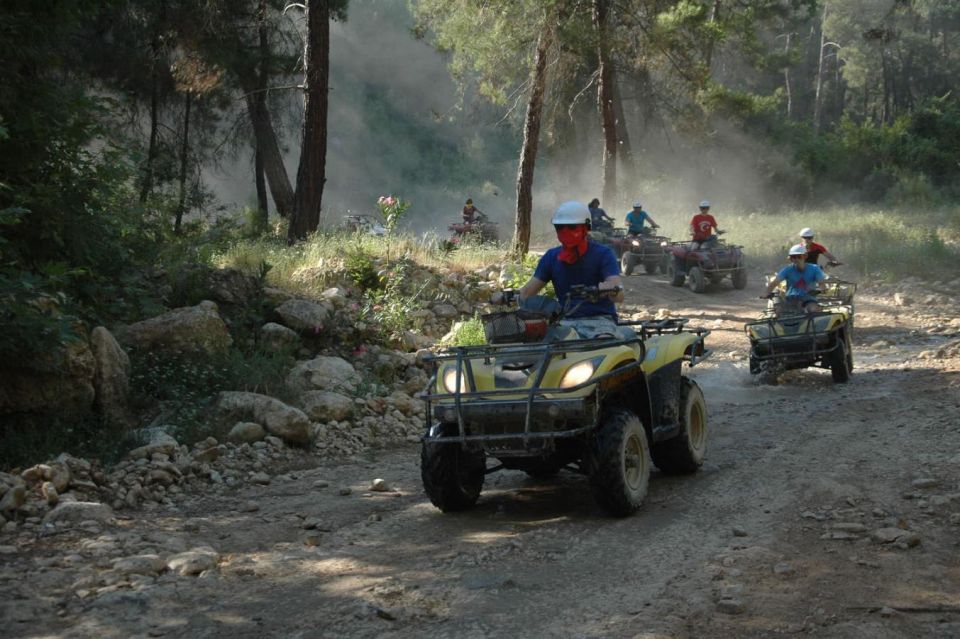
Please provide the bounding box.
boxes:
[631,239,641,247]
[559,358,599,389]
[442,367,468,393]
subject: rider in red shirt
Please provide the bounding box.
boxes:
[799,228,840,266]
[690,200,721,247]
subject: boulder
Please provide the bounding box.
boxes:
[90,326,132,427]
[43,501,114,525]
[261,322,301,353]
[274,299,333,333]
[0,333,96,421]
[432,303,459,319]
[116,301,232,356]
[299,390,355,422]
[214,392,312,446]
[0,484,26,513]
[286,356,360,395]
[205,268,261,306]
[401,330,433,351]
[227,421,267,444]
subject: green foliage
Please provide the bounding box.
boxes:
[363,260,430,340]
[376,195,412,232]
[129,346,295,444]
[444,313,486,346]
[787,97,960,203]
[345,247,383,291]
[0,413,130,470]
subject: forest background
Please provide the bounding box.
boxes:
[1,0,958,462]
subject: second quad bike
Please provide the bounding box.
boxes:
[448,211,499,245]
[419,286,711,517]
[589,228,671,275]
[744,279,857,384]
[662,232,748,293]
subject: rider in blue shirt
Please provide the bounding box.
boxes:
[625,202,659,236]
[519,201,623,322]
[762,244,826,312]
[588,198,615,232]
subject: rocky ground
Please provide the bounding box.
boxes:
[2,265,959,638]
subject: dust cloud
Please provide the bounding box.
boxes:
[208,0,791,240]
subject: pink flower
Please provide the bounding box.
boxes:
[353,345,368,357]
[313,324,324,334]
[384,196,396,206]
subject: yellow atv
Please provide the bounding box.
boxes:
[420,286,711,517]
[745,279,856,384]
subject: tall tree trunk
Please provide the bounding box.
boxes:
[255,150,268,231]
[812,6,828,134]
[253,0,270,232]
[783,33,793,120]
[243,90,294,218]
[139,1,166,203]
[513,23,553,256]
[611,80,635,188]
[174,92,192,235]
[288,0,331,243]
[594,0,617,206]
[704,0,722,72]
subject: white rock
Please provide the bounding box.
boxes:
[274,299,333,332]
[166,547,219,576]
[370,478,391,492]
[299,390,355,422]
[112,554,165,576]
[286,356,360,395]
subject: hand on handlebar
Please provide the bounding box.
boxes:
[760,292,774,300]
[490,289,518,305]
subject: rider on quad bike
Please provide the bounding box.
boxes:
[625,201,659,237]
[690,200,721,248]
[419,201,713,516]
[799,228,841,267]
[588,198,616,234]
[462,198,481,223]
[761,244,827,314]
[518,201,627,338]
[747,244,855,383]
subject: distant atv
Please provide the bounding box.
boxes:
[589,228,671,275]
[744,279,856,384]
[419,286,711,517]
[342,214,387,236]
[448,211,499,246]
[662,232,747,293]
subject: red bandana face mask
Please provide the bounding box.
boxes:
[557,225,589,264]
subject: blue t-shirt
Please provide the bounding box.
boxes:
[534,241,620,318]
[777,263,825,299]
[625,210,649,233]
[588,206,609,224]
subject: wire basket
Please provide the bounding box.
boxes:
[482,310,549,344]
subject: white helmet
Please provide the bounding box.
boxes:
[788,244,807,256]
[551,201,592,226]
[799,227,815,238]
[699,200,711,208]
[632,201,642,208]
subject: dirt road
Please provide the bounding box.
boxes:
[4,267,960,638]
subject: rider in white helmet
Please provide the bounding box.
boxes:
[798,227,840,267]
[518,201,625,336]
[762,243,826,313]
